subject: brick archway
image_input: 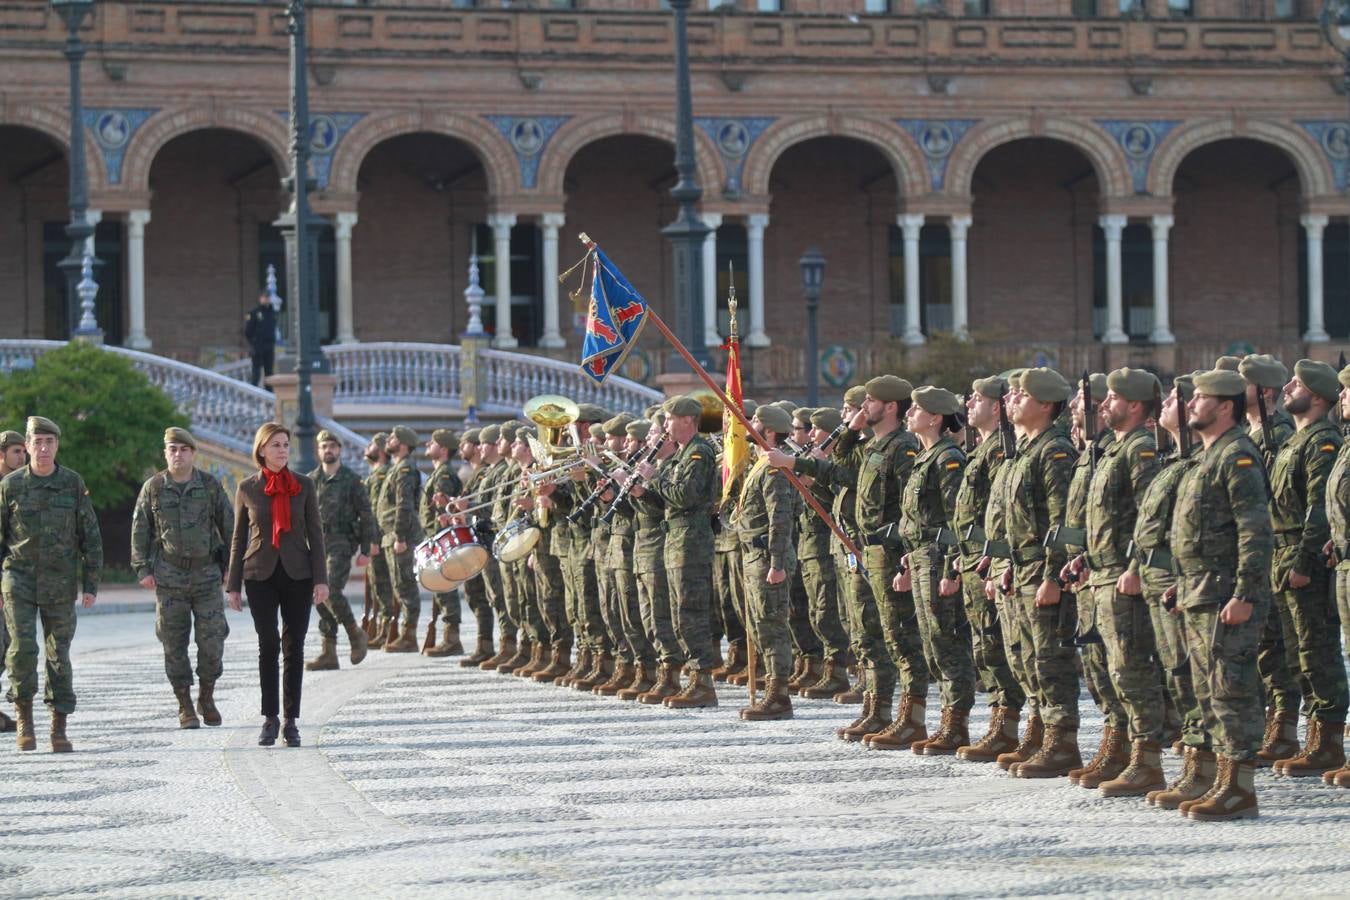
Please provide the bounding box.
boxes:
[0,101,109,192]
[534,113,722,198]
[121,106,289,194]
[327,110,517,198]
[944,117,1131,200]
[740,114,926,198]
[1147,118,1332,198]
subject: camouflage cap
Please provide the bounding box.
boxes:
[865,374,914,404]
[479,424,501,444]
[587,422,606,441]
[432,428,457,449]
[1193,369,1248,397]
[25,416,59,437]
[754,404,794,435]
[972,376,1007,400]
[575,403,609,424]
[1340,364,1350,391]
[911,386,962,416]
[1238,354,1287,389]
[663,395,703,419]
[392,425,419,449]
[1172,374,1196,403]
[1214,355,1242,372]
[164,426,197,450]
[1020,368,1072,403]
[602,414,634,437]
[1086,372,1108,402]
[843,384,868,407]
[809,407,842,432]
[1106,367,1159,404]
[370,431,388,447]
[460,428,481,444]
[498,422,519,442]
[625,419,652,440]
[0,430,24,450]
[1294,358,1341,403]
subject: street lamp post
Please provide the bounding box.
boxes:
[52,0,100,343]
[661,0,712,374]
[799,247,825,407]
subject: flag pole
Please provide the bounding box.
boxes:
[725,262,755,706]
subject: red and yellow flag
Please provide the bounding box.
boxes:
[720,334,749,504]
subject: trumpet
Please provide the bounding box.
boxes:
[526,456,591,486]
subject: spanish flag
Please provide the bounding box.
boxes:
[720,331,749,504]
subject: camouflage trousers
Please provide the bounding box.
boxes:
[1077,584,1127,730]
[713,548,747,647]
[367,549,394,620]
[638,567,683,666]
[1183,597,1268,760]
[316,546,357,638]
[154,562,230,690]
[562,550,605,653]
[1338,565,1350,675]
[507,557,545,644]
[613,564,655,666]
[1092,578,1166,742]
[480,556,512,637]
[911,550,976,712]
[743,550,794,678]
[960,567,1024,710]
[433,589,461,626]
[1273,566,1349,723]
[384,541,421,621]
[4,594,78,714]
[991,562,1035,717]
[837,551,894,698]
[533,550,571,646]
[666,558,716,672]
[1257,596,1301,717]
[862,544,927,702]
[596,548,628,660]
[800,556,849,664]
[0,593,7,696]
[1142,567,1207,749]
[789,568,822,659]
[1010,575,1079,729]
[462,572,495,644]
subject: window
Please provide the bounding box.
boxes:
[755,0,782,10]
[42,221,125,344]
[864,0,890,13]
[258,223,337,346]
[473,223,544,347]
[1091,223,1153,341]
[1301,222,1350,340]
[1118,0,1145,15]
[1273,0,1296,18]
[715,224,749,337]
[963,0,990,14]
[915,0,944,13]
[708,0,736,8]
[1166,0,1192,16]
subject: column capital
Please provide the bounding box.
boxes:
[86,209,103,227]
[540,211,566,230]
[487,212,518,232]
[702,211,724,230]
[747,212,770,232]
[898,213,925,237]
[1150,214,1174,237]
[334,211,358,238]
[949,215,972,239]
[1301,213,1330,235]
[1098,213,1128,238]
[127,208,151,229]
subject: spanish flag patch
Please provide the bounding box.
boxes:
[690,453,704,461]
[1235,456,1254,468]
[906,449,917,457]
[945,461,961,470]
[1139,450,1156,459]
[1321,443,1337,453]
[1052,452,1070,460]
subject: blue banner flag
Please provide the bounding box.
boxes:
[579,245,649,385]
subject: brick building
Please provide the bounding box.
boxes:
[3,0,1350,392]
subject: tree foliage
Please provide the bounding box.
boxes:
[0,343,186,510]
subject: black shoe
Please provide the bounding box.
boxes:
[282,719,301,748]
[258,716,280,747]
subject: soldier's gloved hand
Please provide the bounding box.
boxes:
[313,583,330,608]
[227,591,243,612]
[139,575,157,590]
[766,566,786,585]
[81,593,96,609]
[1117,569,1142,596]
[1288,570,1311,589]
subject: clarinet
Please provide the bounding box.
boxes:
[599,434,668,524]
[567,444,645,524]
[814,421,848,454]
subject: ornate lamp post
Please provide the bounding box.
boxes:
[52,0,99,342]
[799,247,825,406]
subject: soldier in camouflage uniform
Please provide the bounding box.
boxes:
[1168,368,1272,820]
[556,406,611,689]
[469,425,517,670]
[0,430,25,734]
[302,430,375,672]
[378,426,424,652]
[491,422,543,674]
[630,415,686,703]
[2,417,102,752]
[421,428,465,658]
[712,424,750,684]
[131,427,234,729]
[1322,363,1350,789]
[449,429,498,666]
[1264,360,1347,776]
[362,433,394,649]
[593,415,646,696]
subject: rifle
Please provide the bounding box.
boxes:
[361,569,373,638]
[1152,378,1171,456]
[1082,370,1097,482]
[1174,383,1192,459]
[422,596,437,652]
[1255,383,1276,467]
[962,393,976,453]
[998,388,1016,460]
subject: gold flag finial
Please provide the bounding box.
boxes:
[726,260,738,340]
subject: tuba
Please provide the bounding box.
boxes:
[523,394,580,526]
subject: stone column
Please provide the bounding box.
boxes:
[1149,214,1175,345]
[949,214,971,338]
[334,211,357,344]
[539,212,566,348]
[899,213,925,346]
[488,212,518,348]
[1099,214,1129,344]
[1303,213,1330,343]
[701,212,723,346]
[125,209,152,349]
[746,213,770,347]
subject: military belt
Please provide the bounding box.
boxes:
[982,539,1011,560]
[860,533,902,549]
[1144,546,1175,573]
[1272,531,1302,549]
[1084,550,1126,571]
[1044,524,1086,551]
[163,554,213,572]
[1009,546,1046,566]
[745,533,770,550]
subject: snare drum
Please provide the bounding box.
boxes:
[436,524,489,582]
[493,515,541,563]
[414,534,458,593]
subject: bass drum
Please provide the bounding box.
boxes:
[414,535,459,593]
[493,516,541,563]
[437,523,489,582]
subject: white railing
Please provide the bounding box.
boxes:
[0,341,369,472]
[479,348,661,416]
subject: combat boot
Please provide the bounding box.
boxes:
[1151,748,1217,809]
[558,647,592,687]
[910,706,950,755]
[864,694,926,750]
[664,670,718,709]
[997,714,1043,771]
[496,638,532,674]
[516,640,548,678]
[706,643,724,673]
[727,652,762,686]
[712,643,746,683]
[1255,709,1299,766]
[344,619,369,665]
[790,658,824,694]
[740,677,794,720]
[1013,725,1081,779]
[637,663,681,705]
[832,679,865,705]
[1076,727,1130,789]
[1187,758,1258,821]
[49,711,72,753]
[800,661,851,700]
[921,708,970,757]
[838,692,892,742]
[534,642,573,683]
[574,652,614,692]
[305,635,341,671]
[423,623,463,658]
[14,700,35,752]
[174,686,201,730]
[594,660,634,697]
[196,680,221,727]
[365,617,386,650]
[1099,739,1167,797]
[379,617,399,651]
[958,707,1020,762]
[618,663,656,701]
[385,616,419,653]
[1275,718,1346,776]
[0,710,13,733]
[1332,765,1350,788]
[462,635,495,668]
[480,635,517,671]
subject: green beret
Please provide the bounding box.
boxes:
[1294,359,1341,403]
[769,400,797,414]
[792,407,815,426]
[164,426,197,450]
[25,416,59,438]
[392,425,418,448]
[866,374,914,404]
[1106,368,1159,404]
[0,430,23,450]
[625,419,652,440]
[432,428,457,449]
[741,399,758,419]
[370,431,388,447]
[649,409,667,426]
[911,386,962,416]
[516,425,537,441]
[1085,373,1108,402]
[603,414,634,437]
[809,407,842,432]
[1238,354,1287,389]
[1214,355,1242,372]
[587,423,606,441]
[460,428,481,444]
[644,404,662,420]
[972,376,1006,400]
[498,422,519,442]
[1193,369,1248,397]
[1172,374,1196,403]
[1020,368,1071,403]
[576,403,609,424]
[1005,368,1025,390]
[663,395,703,418]
[1340,365,1350,391]
[479,424,501,443]
[843,385,868,407]
[754,404,794,435]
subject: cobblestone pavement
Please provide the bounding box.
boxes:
[2,607,1348,898]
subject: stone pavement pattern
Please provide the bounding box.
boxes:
[1,608,1348,898]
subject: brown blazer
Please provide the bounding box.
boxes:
[226,469,327,593]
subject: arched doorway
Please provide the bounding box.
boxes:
[0,125,68,340]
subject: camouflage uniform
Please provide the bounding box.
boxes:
[735,457,798,678]
[651,435,719,670]
[531,487,571,649]
[607,490,655,668]
[377,454,423,624]
[364,461,395,625]
[985,460,1032,716]
[633,462,681,666]
[460,460,504,643]
[797,466,848,666]
[475,458,512,637]
[1327,440,1350,680]
[714,485,748,656]
[1,465,102,713]
[131,469,233,690]
[307,464,377,638]
[1248,415,1301,720]
[493,461,543,644]
[421,460,464,629]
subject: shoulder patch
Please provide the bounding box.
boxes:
[690,453,704,461]
[945,460,961,470]
[1138,450,1156,459]
[1320,443,1337,453]
[1052,451,1070,460]
[1235,455,1255,468]
[905,449,917,458]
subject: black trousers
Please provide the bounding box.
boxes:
[250,347,275,388]
[246,562,313,719]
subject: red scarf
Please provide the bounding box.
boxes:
[262,466,302,549]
